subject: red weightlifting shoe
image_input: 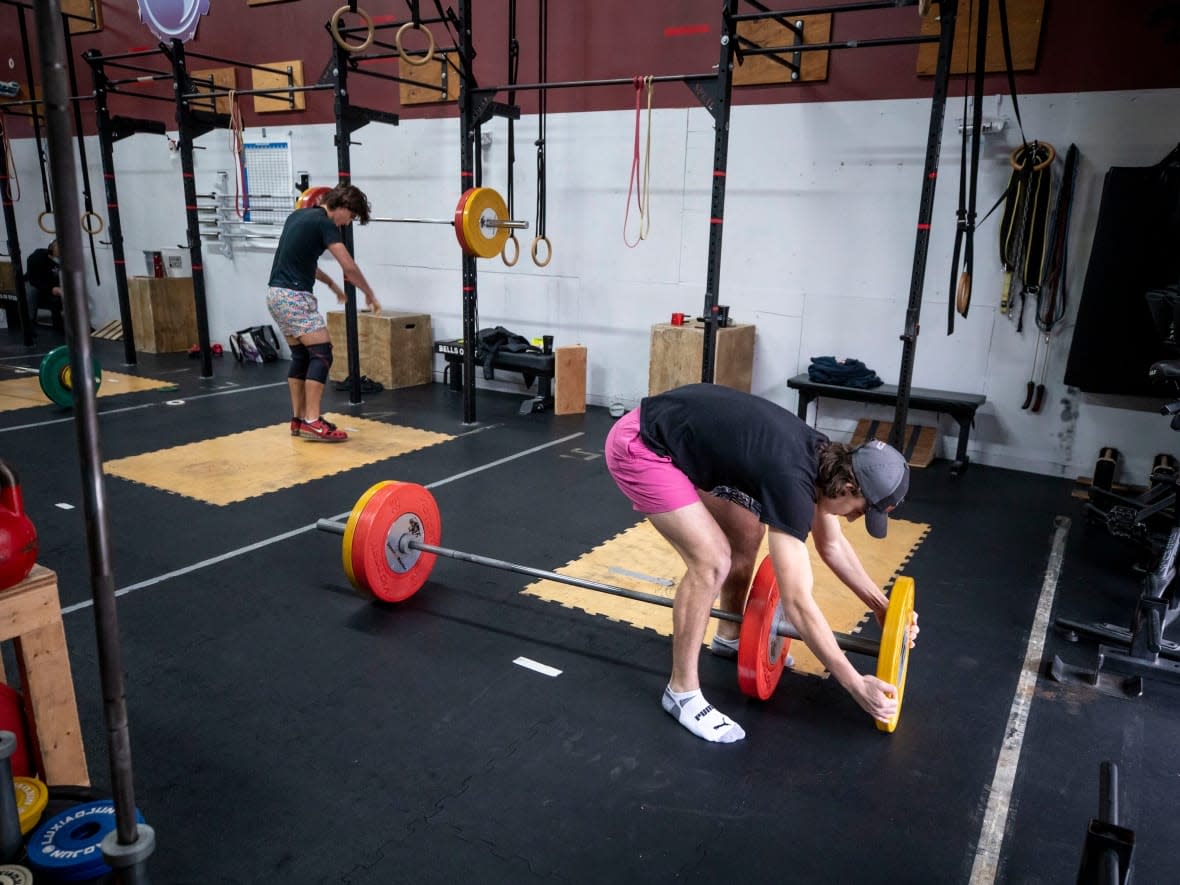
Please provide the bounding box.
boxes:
[290,417,302,436]
[299,417,347,442]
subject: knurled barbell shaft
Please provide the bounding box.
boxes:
[314,519,879,657]
[370,216,529,229]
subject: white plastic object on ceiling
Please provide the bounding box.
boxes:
[137,0,211,44]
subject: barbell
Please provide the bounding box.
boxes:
[295,186,528,260]
[317,481,915,732]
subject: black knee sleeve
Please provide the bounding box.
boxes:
[306,342,333,384]
[288,343,310,380]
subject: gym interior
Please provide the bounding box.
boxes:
[1,2,1179,883]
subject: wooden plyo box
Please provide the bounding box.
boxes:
[0,564,89,786]
[327,310,433,389]
[554,344,587,415]
[0,261,15,292]
[128,276,198,354]
[851,419,938,468]
[648,322,755,396]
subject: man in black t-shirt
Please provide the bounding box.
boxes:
[26,240,63,332]
[605,383,916,743]
[266,184,381,442]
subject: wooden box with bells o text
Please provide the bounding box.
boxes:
[326,310,433,389]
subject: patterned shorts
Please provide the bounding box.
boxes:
[266,286,325,339]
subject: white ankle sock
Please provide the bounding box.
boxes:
[661,686,745,743]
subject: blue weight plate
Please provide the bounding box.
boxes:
[27,800,145,882]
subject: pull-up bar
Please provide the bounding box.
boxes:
[474,71,715,96]
[731,0,924,20]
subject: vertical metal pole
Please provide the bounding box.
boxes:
[167,39,213,378]
[0,124,33,346]
[701,0,738,383]
[890,0,958,447]
[85,52,137,366]
[332,39,363,405]
[32,0,150,870]
[457,0,478,423]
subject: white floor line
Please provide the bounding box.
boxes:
[0,380,290,434]
[968,515,1071,885]
[59,431,585,616]
[513,657,563,678]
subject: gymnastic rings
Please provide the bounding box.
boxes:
[37,211,55,235]
[955,271,972,317]
[530,235,552,268]
[1010,141,1055,173]
[396,21,436,67]
[500,233,520,268]
[81,211,105,236]
[330,5,375,53]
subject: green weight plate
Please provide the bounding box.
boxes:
[38,345,102,408]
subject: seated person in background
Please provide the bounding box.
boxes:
[26,240,63,332]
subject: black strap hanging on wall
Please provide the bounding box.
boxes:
[531,0,551,267]
[946,0,988,334]
[18,8,55,235]
[62,15,102,285]
[502,0,520,266]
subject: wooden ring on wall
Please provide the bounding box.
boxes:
[1010,141,1055,173]
[330,5,375,53]
[395,21,436,67]
[80,210,105,236]
[37,211,56,235]
[530,235,552,268]
[500,233,520,267]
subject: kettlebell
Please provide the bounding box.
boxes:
[0,461,37,591]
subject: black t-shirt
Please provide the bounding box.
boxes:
[267,207,343,292]
[26,248,59,292]
[639,383,828,541]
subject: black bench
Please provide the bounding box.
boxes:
[787,373,986,475]
[435,339,556,413]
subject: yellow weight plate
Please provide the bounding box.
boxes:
[342,481,393,591]
[458,187,509,259]
[875,576,915,733]
[13,776,48,835]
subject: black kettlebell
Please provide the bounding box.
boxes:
[0,460,37,591]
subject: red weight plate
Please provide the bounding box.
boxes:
[351,482,442,602]
[343,481,393,591]
[737,555,790,700]
[453,188,474,254]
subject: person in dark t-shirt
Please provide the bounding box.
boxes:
[26,240,63,332]
[605,383,916,743]
[266,184,381,442]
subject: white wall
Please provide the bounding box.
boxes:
[6,87,1180,480]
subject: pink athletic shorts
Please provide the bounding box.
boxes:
[605,407,700,514]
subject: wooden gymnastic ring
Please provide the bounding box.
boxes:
[80,210,105,236]
[955,271,971,316]
[37,211,56,235]
[500,233,520,268]
[395,21,436,67]
[530,235,552,268]
[1010,141,1056,173]
[330,5,375,53]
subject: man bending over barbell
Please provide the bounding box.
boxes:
[605,383,918,743]
[266,184,382,443]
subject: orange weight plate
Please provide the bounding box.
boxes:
[737,555,791,700]
[456,186,509,258]
[874,575,915,733]
[343,481,393,591]
[453,188,474,255]
[296,186,332,209]
[350,481,442,602]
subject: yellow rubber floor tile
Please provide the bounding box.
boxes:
[104,416,454,506]
[0,371,176,412]
[523,517,930,677]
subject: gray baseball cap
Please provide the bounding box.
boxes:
[851,440,909,539]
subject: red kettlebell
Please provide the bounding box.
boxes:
[0,460,37,591]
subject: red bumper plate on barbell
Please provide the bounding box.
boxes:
[348,481,441,602]
[737,556,791,700]
[874,575,914,733]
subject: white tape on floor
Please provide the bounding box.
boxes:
[513,657,562,678]
[969,516,1071,884]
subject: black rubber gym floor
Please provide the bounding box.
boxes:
[3,327,1178,884]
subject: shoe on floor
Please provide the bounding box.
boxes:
[299,416,347,442]
[290,417,302,436]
